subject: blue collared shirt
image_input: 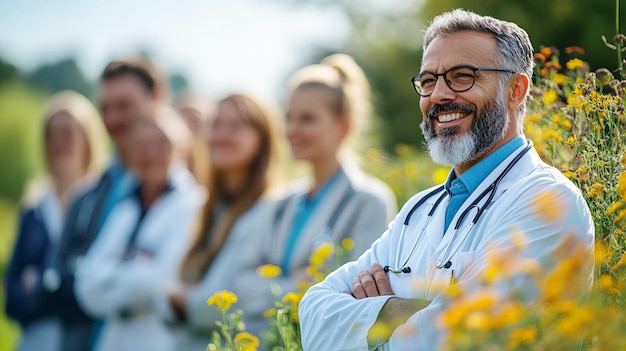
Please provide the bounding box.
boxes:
[281,168,344,275]
[443,136,525,233]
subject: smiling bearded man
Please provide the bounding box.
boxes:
[299,9,595,351]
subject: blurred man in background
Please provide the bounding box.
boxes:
[37,56,170,351]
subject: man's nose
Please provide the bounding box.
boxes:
[429,76,457,104]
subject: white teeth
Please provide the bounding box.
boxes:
[437,113,466,123]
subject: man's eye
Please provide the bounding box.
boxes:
[451,71,475,80]
[420,78,436,87]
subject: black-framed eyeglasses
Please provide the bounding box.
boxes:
[411,65,516,97]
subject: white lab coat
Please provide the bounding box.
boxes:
[74,166,205,351]
[233,166,397,337]
[299,143,595,350]
[157,200,272,351]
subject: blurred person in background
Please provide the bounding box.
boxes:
[235,54,397,338]
[174,90,214,139]
[74,107,205,351]
[174,91,214,190]
[38,56,169,351]
[158,94,281,350]
[5,90,108,351]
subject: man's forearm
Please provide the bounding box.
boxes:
[367,297,431,344]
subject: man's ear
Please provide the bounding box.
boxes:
[507,73,530,111]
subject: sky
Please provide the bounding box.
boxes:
[0,0,350,102]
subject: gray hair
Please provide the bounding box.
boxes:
[423,9,534,125]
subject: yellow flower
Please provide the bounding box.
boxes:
[263,308,276,319]
[395,144,412,157]
[464,311,491,330]
[598,274,616,293]
[494,303,525,328]
[433,167,450,184]
[616,209,626,223]
[282,292,302,305]
[607,201,624,215]
[366,147,380,160]
[234,332,260,351]
[556,307,594,338]
[309,243,334,266]
[511,230,528,250]
[586,183,605,198]
[341,238,355,251]
[531,190,564,223]
[526,113,541,124]
[542,90,558,106]
[368,322,393,343]
[509,327,538,348]
[617,172,626,199]
[566,58,585,70]
[518,258,543,276]
[553,73,568,85]
[594,240,611,266]
[256,264,282,279]
[207,290,238,313]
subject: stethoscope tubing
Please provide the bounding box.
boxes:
[387,142,533,273]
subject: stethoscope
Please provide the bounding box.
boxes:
[384,141,533,274]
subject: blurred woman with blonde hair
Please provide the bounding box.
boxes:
[5,90,108,351]
[235,54,397,339]
[157,93,281,350]
[74,106,206,351]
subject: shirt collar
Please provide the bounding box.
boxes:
[445,136,526,195]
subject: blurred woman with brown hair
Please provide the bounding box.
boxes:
[74,107,206,351]
[158,93,281,350]
[235,54,397,337]
[5,90,108,351]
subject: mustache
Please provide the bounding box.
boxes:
[427,103,477,120]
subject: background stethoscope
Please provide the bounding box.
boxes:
[384,141,533,274]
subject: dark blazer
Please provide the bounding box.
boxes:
[36,170,113,325]
[5,206,63,326]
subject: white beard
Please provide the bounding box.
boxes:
[426,131,476,166]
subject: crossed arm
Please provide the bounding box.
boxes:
[348,263,431,343]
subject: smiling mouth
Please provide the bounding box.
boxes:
[436,112,469,123]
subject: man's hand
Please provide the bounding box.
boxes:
[344,263,431,345]
[347,263,394,299]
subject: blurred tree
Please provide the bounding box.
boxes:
[0,83,45,203]
[0,57,20,84]
[275,0,624,152]
[26,57,93,97]
[418,0,625,72]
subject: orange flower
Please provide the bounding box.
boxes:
[565,46,585,55]
[545,61,563,70]
[534,53,547,64]
[540,47,552,58]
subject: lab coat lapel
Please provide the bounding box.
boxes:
[271,192,302,263]
[290,171,351,265]
[426,194,449,251]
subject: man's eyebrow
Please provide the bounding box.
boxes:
[419,64,476,75]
